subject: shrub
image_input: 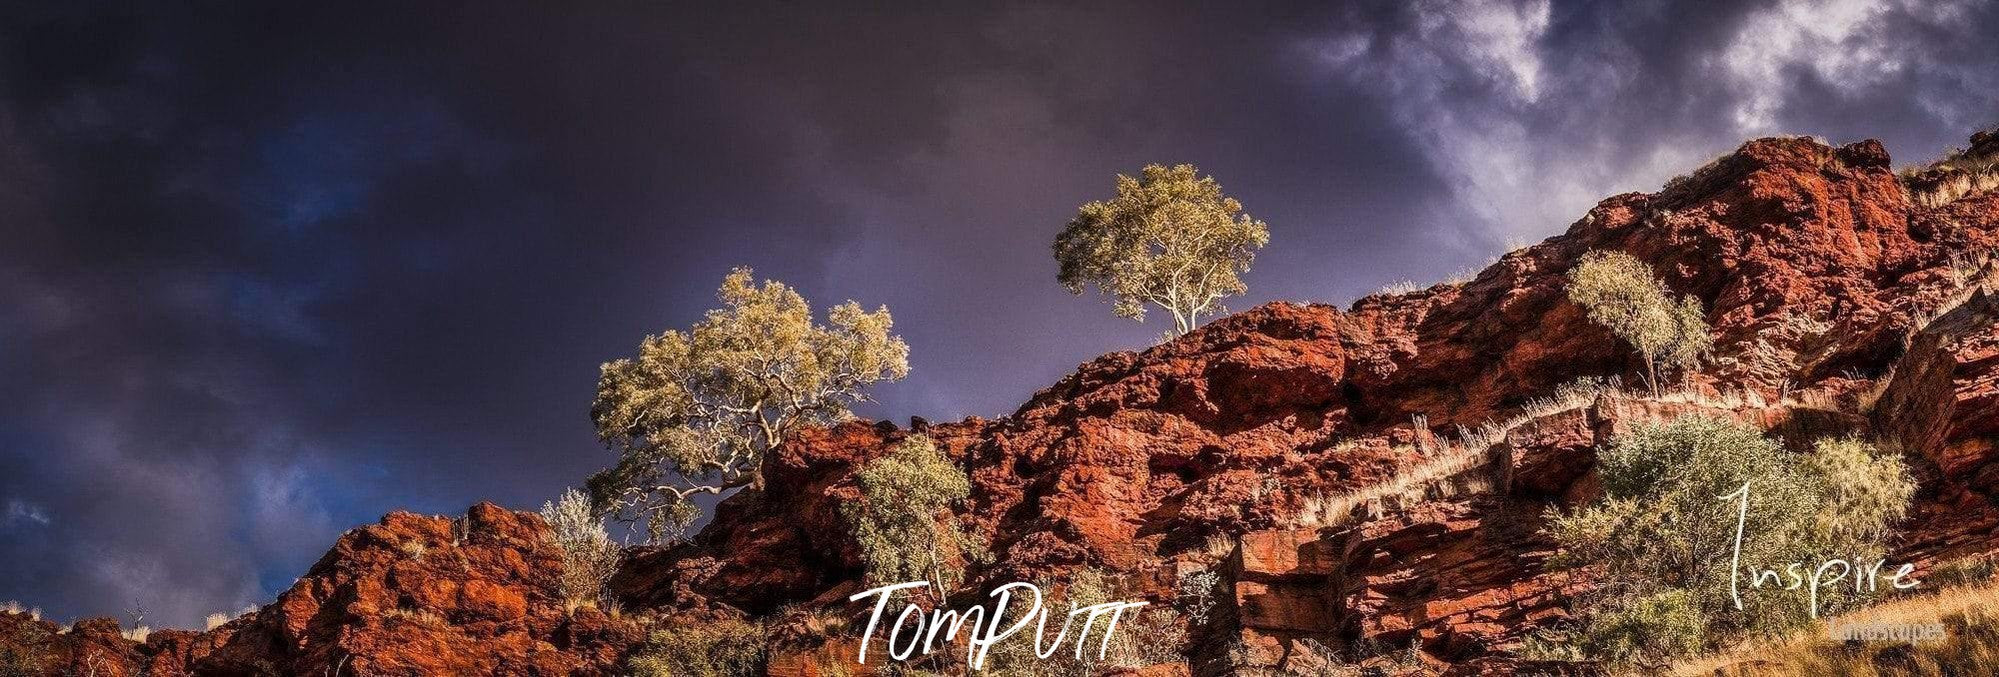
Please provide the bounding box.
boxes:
[1176,569,1220,627]
[629,618,766,677]
[1547,417,1914,668]
[638,620,761,675]
[541,487,622,611]
[1566,250,1711,392]
[1573,589,1705,667]
[0,648,41,677]
[842,436,983,592]
[981,567,1180,674]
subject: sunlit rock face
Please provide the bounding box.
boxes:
[8,129,1999,675]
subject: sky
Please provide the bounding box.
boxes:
[1,0,1996,628]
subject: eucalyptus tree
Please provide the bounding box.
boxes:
[587,267,909,542]
[1056,163,1270,335]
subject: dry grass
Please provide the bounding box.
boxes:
[1910,254,1999,333]
[1506,376,1623,430]
[1286,377,1623,530]
[1290,434,1498,530]
[1650,383,1775,410]
[0,601,40,621]
[1376,279,1424,296]
[1912,166,1999,208]
[1641,376,1878,415]
[203,607,257,631]
[1668,582,1999,677]
[1290,636,1430,676]
[1903,144,1999,209]
[1446,265,1485,285]
[1199,532,1237,561]
[1273,372,1902,534]
[1292,449,1496,529]
[1946,250,1996,288]
[1836,584,1999,627]
[384,607,446,627]
[1853,374,1897,414]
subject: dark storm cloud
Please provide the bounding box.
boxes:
[1,0,1995,626]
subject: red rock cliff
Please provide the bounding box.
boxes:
[613,130,1999,674]
[5,130,1999,676]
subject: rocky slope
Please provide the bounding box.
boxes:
[5,129,1999,675]
[613,131,1999,674]
[2,504,644,676]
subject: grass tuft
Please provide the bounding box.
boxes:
[1669,581,1999,676]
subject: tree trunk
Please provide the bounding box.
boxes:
[1171,302,1198,335]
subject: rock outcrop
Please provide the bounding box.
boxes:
[2,503,644,676]
[613,130,1999,674]
[7,129,1999,675]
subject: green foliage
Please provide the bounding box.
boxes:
[628,618,766,677]
[1066,567,1187,668]
[1802,437,1917,547]
[1055,164,1270,335]
[1515,632,1584,663]
[539,487,622,611]
[842,436,982,591]
[589,267,910,542]
[981,567,1185,675]
[1565,250,1712,391]
[1547,417,1915,667]
[0,648,40,677]
[1572,590,1706,668]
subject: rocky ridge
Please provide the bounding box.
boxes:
[614,131,1999,674]
[5,129,1999,675]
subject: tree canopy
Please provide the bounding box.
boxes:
[587,267,909,542]
[1566,250,1711,392]
[1055,163,1270,335]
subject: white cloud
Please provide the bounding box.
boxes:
[1303,0,1997,253]
[1315,0,1550,105]
[1720,0,1906,133]
[1306,0,1624,249]
[1451,0,1554,101]
[4,499,50,527]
